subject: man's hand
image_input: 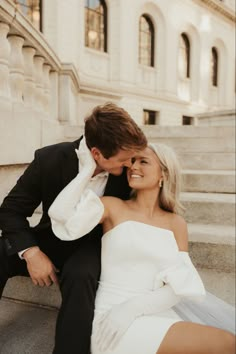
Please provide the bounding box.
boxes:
[23,247,59,287]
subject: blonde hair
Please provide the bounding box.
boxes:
[148,143,185,215]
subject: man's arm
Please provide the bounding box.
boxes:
[0,152,42,254]
[0,150,58,286]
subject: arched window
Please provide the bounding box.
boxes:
[139,15,155,67]
[15,0,42,31]
[211,47,218,87]
[179,33,190,78]
[85,0,107,52]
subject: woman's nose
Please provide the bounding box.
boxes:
[130,160,139,170]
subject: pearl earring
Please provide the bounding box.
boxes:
[159,180,163,188]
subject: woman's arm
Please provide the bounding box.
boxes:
[94,284,180,351]
[171,214,189,251]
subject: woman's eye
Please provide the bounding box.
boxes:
[141,160,147,164]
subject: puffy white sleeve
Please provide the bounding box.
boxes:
[50,189,104,241]
[159,251,206,301]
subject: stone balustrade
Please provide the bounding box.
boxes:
[0,0,80,166]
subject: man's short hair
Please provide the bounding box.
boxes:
[84,103,147,158]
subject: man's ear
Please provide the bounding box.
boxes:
[90,147,101,161]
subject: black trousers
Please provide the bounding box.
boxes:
[0,230,102,354]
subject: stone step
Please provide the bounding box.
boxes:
[188,223,235,246]
[2,277,61,309]
[196,109,236,127]
[179,152,235,170]
[148,137,235,153]
[181,192,235,225]
[198,269,235,306]
[182,170,236,193]
[188,223,235,273]
[0,298,57,354]
[141,125,235,139]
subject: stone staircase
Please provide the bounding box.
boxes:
[2,125,236,308]
[143,125,236,305]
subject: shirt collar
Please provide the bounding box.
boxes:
[91,171,109,180]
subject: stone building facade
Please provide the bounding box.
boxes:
[41,0,235,125]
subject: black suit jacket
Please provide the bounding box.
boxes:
[0,137,131,256]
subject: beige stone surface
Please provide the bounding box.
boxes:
[198,269,236,306]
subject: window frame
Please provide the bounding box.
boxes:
[139,14,155,67]
[85,0,107,53]
[180,33,191,78]
[15,0,42,32]
[211,47,218,87]
[143,109,158,125]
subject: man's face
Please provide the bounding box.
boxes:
[91,148,136,176]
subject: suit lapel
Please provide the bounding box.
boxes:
[61,138,82,188]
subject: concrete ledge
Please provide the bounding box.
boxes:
[196,110,236,126]
[188,223,235,246]
[198,269,235,306]
[150,137,235,153]
[189,242,235,273]
[0,298,57,354]
[181,192,235,225]
[65,125,236,139]
[182,170,236,193]
[179,152,235,170]
[2,277,61,309]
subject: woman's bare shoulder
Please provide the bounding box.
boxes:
[100,196,129,225]
[100,196,127,209]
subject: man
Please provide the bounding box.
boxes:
[0,103,147,354]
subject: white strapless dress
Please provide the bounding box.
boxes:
[91,221,235,354]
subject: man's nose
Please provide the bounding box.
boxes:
[123,159,132,168]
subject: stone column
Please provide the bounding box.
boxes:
[49,70,59,121]
[0,22,10,99]
[22,46,36,108]
[34,55,45,111]
[43,63,51,113]
[8,35,25,103]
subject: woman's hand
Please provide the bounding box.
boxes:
[94,301,138,351]
[76,138,96,176]
[94,284,181,351]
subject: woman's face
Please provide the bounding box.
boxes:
[127,147,163,190]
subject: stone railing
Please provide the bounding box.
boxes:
[0,0,80,165]
[196,109,236,126]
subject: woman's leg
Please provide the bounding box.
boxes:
[157,322,235,354]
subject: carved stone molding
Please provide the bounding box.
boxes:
[193,0,236,23]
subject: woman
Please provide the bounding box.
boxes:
[49,142,235,354]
